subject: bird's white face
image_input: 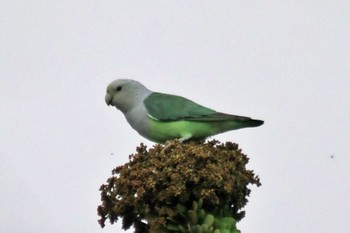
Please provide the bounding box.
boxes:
[105,79,151,113]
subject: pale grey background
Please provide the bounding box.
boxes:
[1,1,349,233]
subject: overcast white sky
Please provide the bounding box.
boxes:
[1,1,350,233]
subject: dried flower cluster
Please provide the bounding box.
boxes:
[97,140,261,233]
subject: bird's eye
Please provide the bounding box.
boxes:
[116,86,122,91]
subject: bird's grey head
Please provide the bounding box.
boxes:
[105,79,151,113]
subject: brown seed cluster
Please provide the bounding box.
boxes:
[97,140,261,232]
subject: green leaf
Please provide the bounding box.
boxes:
[187,210,198,225]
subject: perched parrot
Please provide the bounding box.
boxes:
[105,79,263,143]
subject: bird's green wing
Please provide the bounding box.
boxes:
[143,92,253,122]
[144,92,218,121]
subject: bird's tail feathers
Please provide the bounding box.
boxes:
[243,118,264,127]
[219,113,264,128]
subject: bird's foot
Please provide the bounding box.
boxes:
[161,139,181,153]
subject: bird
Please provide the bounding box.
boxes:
[105,79,263,143]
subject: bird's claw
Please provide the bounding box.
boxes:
[161,139,181,153]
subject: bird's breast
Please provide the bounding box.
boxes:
[124,104,151,138]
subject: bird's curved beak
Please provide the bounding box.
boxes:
[105,93,112,106]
